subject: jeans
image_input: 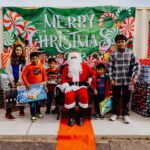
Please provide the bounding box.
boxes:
[29,101,41,116]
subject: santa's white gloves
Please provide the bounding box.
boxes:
[65,86,72,93]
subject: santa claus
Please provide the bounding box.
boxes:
[61,51,95,126]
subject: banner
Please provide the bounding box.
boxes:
[3,6,135,67]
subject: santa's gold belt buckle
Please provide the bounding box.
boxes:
[74,82,79,86]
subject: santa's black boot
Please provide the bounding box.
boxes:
[78,107,84,126]
[68,108,75,126]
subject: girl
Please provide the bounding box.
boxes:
[6,44,27,119]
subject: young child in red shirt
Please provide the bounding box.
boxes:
[22,52,47,121]
[45,58,59,114]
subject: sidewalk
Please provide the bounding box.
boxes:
[0,107,149,137]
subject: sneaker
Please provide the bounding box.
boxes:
[19,111,25,117]
[5,113,15,120]
[124,115,130,124]
[37,114,43,118]
[45,110,50,115]
[95,113,99,120]
[100,115,105,120]
[110,114,118,121]
[31,116,36,121]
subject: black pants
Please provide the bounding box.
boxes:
[6,106,25,114]
[46,93,53,111]
[112,85,131,116]
[94,95,104,114]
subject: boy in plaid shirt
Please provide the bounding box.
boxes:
[108,34,140,124]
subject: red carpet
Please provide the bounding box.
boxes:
[56,117,96,150]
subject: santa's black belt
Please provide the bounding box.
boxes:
[68,82,89,86]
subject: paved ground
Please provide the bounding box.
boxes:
[0,106,149,136]
[0,106,150,150]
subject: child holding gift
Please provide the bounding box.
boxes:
[91,63,110,119]
[22,52,47,121]
[6,44,27,119]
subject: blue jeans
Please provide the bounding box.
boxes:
[29,101,41,116]
[46,93,53,111]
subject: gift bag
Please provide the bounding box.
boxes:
[3,88,17,109]
[17,83,47,104]
[99,96,112,116]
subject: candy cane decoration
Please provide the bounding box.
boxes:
[99,12,116,26]
[3,11,24,35]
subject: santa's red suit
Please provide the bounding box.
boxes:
[61,60,95,109]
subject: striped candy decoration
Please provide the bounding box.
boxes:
[99,12,116,26]
[3,11,24,35]
[1,53,11,68]
[22,21,36,40]
[119,16,135,38]
[4,31,15,46]
[84,56,96,68]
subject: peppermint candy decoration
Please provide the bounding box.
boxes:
[56,54,66,66]
[116,7,132,19]
[3,11,24,35]
[22,21,36,41]
[4,31,15,46]
[84,56,96,68]
[27,40,39,51]
[39,53,48,63]
[119,16,135,38]
[25,46,38,62]
[99,12,116,26]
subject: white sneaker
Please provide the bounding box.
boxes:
[110,115,118,121]
[124,115,130,124]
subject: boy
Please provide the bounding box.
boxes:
[22,52,47,121]
[45,58,59,114]
[91,63,110,119]
[108,34,140,124]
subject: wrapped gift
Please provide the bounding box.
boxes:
[17,83,47,104]
[99,96,112,116]
[138,60,150,83]
[132,81,150,117]
[139,58,150,65]
[0,74,10,90]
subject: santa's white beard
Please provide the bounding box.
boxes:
[68,59,82,82]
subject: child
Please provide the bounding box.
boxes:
[22,52,47,121]
[45,58,59,114]
[91,63,110,119]
[108,34,140,124]
[6,44,27,119]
